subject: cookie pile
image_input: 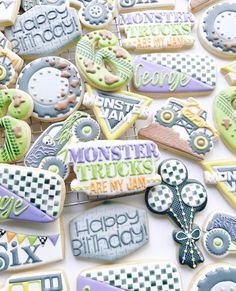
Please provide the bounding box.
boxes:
[0,0,235,290]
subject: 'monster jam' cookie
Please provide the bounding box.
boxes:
[17,56,84,122]
[199,2,236,58]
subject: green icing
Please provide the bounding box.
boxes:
[0,89,33,120]
[214,86,236,152]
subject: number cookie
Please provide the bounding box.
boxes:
[70,202,148,261]
[145,159,207,268]
[199,2,236,58]
[70,0,116,29]
[0,48,24,87]
[75,30,133,91]
[0,164,65,222]
[214,87,236,152]
[16,56,84,122]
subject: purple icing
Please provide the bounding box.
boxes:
[0,185,53,223]
[77,276,125,291]
[133,57,214,93]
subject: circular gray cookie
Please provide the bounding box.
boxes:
[199,3,236,58]
[16,56,84,121]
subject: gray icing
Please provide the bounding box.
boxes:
[5,5,82,59]
[196,266,236,290]
[82,0,111,26]
[70,202,148,261]
[202,3,236,54]
[0,56,12,85]
[97,91,140,131]
[21,0,66,11]
[214,166,236,196]
[16,56,83,120]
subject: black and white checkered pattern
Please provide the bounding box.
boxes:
[82,262,181,291]
[141,54,216,86]
[147,185,173,212]
[160,160,187,186]
[181,183,207,208]
[0,166,62,218]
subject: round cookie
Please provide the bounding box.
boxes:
[75,30,133,92]
[16,56,84,122]
[214,86,236,153]
[199,2,236,58]
[190,264,236,290]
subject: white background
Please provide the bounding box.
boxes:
[1,0,236,290]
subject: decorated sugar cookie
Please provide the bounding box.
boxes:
[1,270,69,291]
[190,264,236,290]
[16,56,84,122]
[118,0,175,12]
[202,160,236,209]
[118,11,195,51]
[0,164,65,222]
[189,0,219,13]
[0,32,11,49]
[21,0,66,11]
[70,202,148,261]
[70,0,116,29]
[203,211,236,257]
[68,140,161,195]
[24,111,100,179]
[221,61,236,85]
[83,85,152,139]
[214,87,236,152]
[133,54,216,96]
[139,98,218,160]
[0,221,63,272]
[145,158,207,268]
[5,5,82,60]
[78,261,182,290]
[0,48,24,87]
[199,2,236,58]
[0,0,20,26]
[76,30,133,91]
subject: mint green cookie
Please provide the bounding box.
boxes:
[0,89,33,120]
[214,87,236,152]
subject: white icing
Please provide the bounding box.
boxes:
[0,1,19,26]
[211,281,236,291]
[28,68,69,104]
[214,12,236,40]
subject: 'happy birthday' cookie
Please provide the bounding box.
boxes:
[132,54,216,96]
[118,11,195,51]
[199,2,236,58]
[5,5,82,60]
[21,0,66,11]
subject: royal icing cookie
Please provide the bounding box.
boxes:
[139,98,218,161]
[78,261,182,290]
[189,0,219,13]
[68,140,161,195]
[199,2,236,58]
[0,0,20,27]
[145,158,207,268]
[1,270,69,291]
[83,85,152,139]
[0,221,63,272]
[0,48,24,87]
[24,111,100,179]
[70,0,116,29]
[75,30,133,91]
[21,0,66,11]
[4,5,82,60]
[0,32,11,49]
[16,56,84,122]
[214,87,236,152]
[190,264,236,290]
[0,164,65,222]
[202,160,236,209]
[132,54,216,96]
[221,60,236,85]
[118,0,175,12]
[118,11,195,51]
[203,211,236,257]
[70,202,148,261]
